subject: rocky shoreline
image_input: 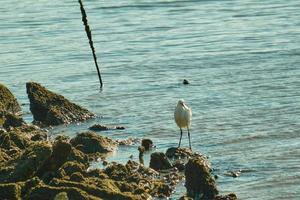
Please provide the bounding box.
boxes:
[0,82,238,200]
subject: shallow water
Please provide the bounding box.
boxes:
[1,0,300,199]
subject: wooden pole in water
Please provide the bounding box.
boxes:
[78,0,103,89]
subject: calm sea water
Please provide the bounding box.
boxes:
[1,0,300,199]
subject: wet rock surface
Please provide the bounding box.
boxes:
[26,82,95,126]
[0,84,21,115]
[149,152,172,171]
[185,155,218,199]
[70,132,117,154]
[0,84,24,130]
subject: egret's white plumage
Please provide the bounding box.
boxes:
[174,99,192,149]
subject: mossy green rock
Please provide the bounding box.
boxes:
[185,156,218,199]
[70,132,117,154]
[0,183,21,200]
[9,142,52,182]
[0,84,23,129]
[0,84,21,115]
[26,82,95,126]
[28,184,102,200]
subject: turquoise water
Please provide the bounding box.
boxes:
[1,0,300,199]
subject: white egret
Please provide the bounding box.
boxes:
[174,99,192,149]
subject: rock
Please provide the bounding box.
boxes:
[68,147,89,166]
[185,156,218,199]
[117,137,140,146]
[0,84,23,129]
[183,79,190,85]
[215,193,238,200]
[0,183,21,200]
[70,132,117,154]
[0,84,21,115]
[59,161,87,177]
[54,192,69,200]
[141,139,153,151]
[173,160,185,171]
[89,124,125,131]
[70,172,85,182]
[224,170,241,178]
[36,140,72,180]
[26,82,95,126]
[49,178,147,200]
[9,142,52,182]
[28,183,100,200]
[31,132,47,141]
[149,152,172,171]
[165,147,193,159]
[2,112,24,129]
[0,149,11,164]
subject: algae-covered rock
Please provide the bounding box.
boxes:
[165,147,193,159]
[59,161,87,177]
[185,156,218,199]
[215,193,238,200]
[28,184,101,200]
[0,84,21,115]
[37,140,72,178]
[9,142,52,182]
[149,152,172,171]
[0,183,21,200]
[54,192,69,200]
[68,147,89,166]
[0,84,24,129]
[70,132,117,154]
[2,112,24,129]
[50,178,147,200]
[26,82,95,126]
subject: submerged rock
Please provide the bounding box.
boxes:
[149,152,172,171]
[70,132,117,154]
[185,156,218,199]
[89,124,125,131]
[26,82,95,126]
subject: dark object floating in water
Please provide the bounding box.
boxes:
[183,79,190,85]
[89,124,125,131]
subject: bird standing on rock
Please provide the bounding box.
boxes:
[174,99,192,149]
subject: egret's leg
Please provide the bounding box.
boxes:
[178,128,183,148]
[188,127,192,150]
